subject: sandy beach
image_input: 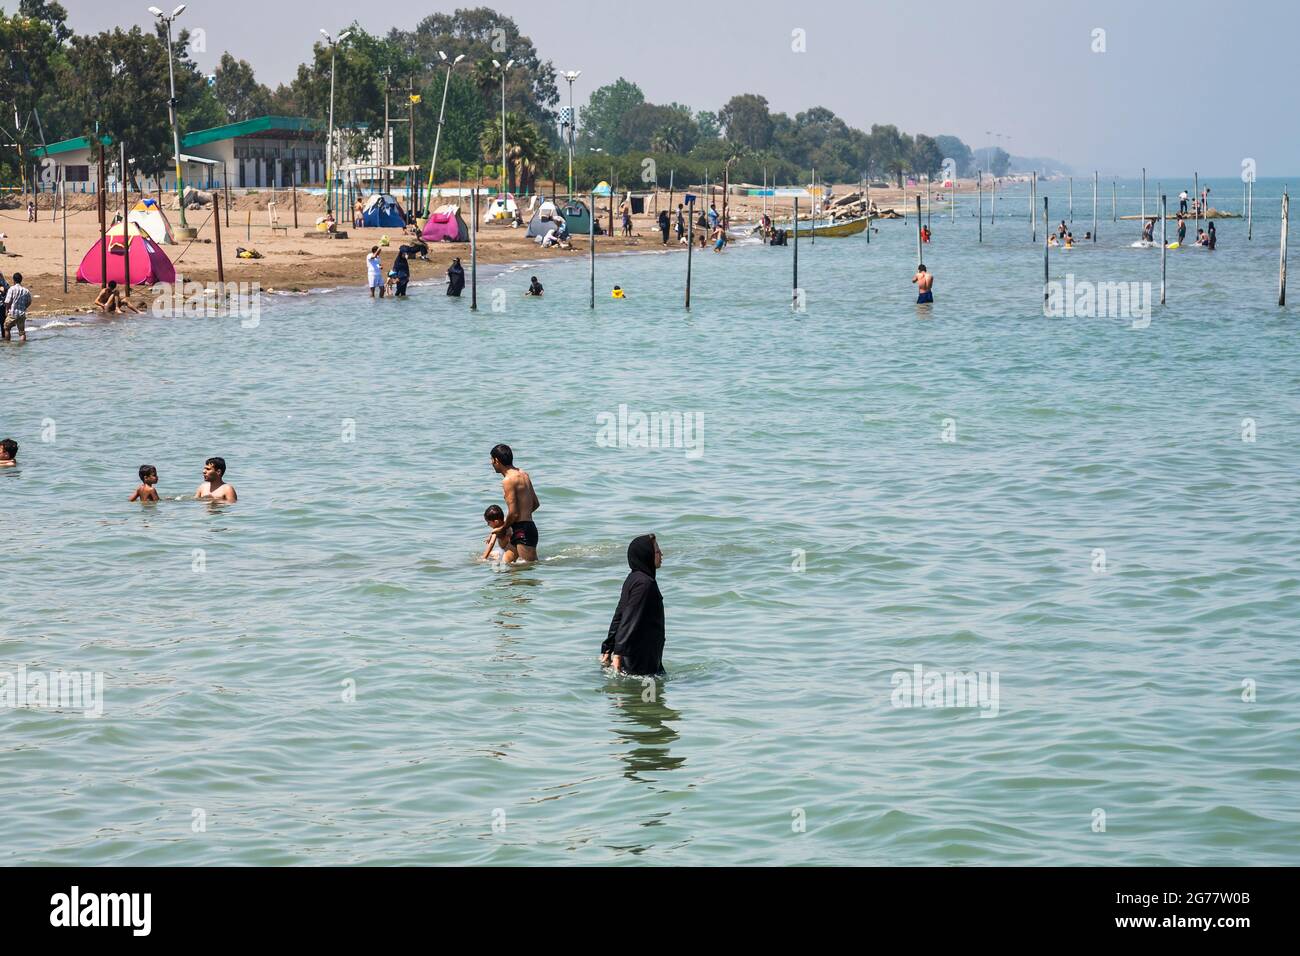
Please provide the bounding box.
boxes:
[0,179,947,317]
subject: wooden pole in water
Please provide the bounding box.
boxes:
[950,172,955,224]
[1160,194,1167,305]
[1248,179,1253,240]
[685,196,692,310]
[926,175,931,231]
[590,189,596,310]
[121,140,131,295]
[990,175,996,225]
[291,163,298,229]
[1141,168,1146,222]
[915,195,923,267]
[1112,179,1117,222]
[213,180,225,287]
[1280,191,1289,307]
[865,177,871,243]
[792,196,799,310]
[1194,171,1200,234]
[1030,174,1036,242]
[1042,196,1049,304]
[470,187,478,310]
[978,171,983,243]
[1069,176,1073,221]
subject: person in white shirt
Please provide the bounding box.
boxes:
[2,273,31,342]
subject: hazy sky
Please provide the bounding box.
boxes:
[55,0,1297,176]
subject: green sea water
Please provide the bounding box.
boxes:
[1,178,1297,865]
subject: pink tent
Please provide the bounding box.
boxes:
[76,224,177,286]
[421,204,469,243]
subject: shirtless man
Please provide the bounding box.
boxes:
[490,443,540,562]
[195,456,237,503]
[912,264,934,304]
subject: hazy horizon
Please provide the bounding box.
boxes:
[49,0,1297,178]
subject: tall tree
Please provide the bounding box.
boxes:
[212,52,272,123]
[480,112,548,192]
[578,78,643,154]
[910,134,943,178]
[719,94,773,150]
[933,134,974,177]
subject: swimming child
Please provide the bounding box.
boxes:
[480,504,516,564]
[611,285,626,299]
[1064,232,1074,248]
[526,276,543,296]
[0,437,16,467]
[130,464,159,502]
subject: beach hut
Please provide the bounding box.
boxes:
[127,197,177,244]
[361,193,407,229]
[483,192,519,223]
[76,223,177,286]
[421,204,469,243]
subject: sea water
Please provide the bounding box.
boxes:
[1,178,1297,865]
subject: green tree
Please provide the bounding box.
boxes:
[18,0,71,43]
[212,52,272,123]
[910,134,943,178]
[933,134,974,177]
[480,112,548,192]
[719,93,773,150]
[0,10,61,179]
[578,77,643,154]
[694,110,721,140]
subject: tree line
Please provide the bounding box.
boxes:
[2,2,1003,194]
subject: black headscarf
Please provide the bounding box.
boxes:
[627,534,657,578]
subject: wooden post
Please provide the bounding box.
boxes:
[978,171,983,243]
[1112,179,1117,222]
[122,140,131,294]
[1069,176,1073,221]
[1160,195,1167,305]
[61,174,68,293]
[1029,174,1035,243]
[1248,179,1253,240]
[1280,191,1289,307]
[1042,196,1049,304]
[926,175,931,231]
[98,144,107,289]
[225,173,230,228]
[470,188,478,310]
[685,196,693,309]
[791,196,800,308]
[915,196,923,267]
[990,175,996,225]
[1141,167,1146,222]
[291,162,298,229]
[245,209,250,242]
[213,184,225,287]
[865,178,871,243]
[1194,171,1200,234]
[1093,171,1098,242]
[589,189,595,310]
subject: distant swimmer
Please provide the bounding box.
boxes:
[600,534,666,676]
[130,464,159,502]
[920,225,931,243]
[912,264,934,304]
[490,443,539,562]
[525,276,543,296]
[1177,215,1187,245]
[1064,232,1074,248]
[611,285,626,299]
[0,437,16,467]
[1207,221,1217,250]
[1057,220,1067,240]
[195,456,237,503]
[480,504,516,564]
[1141,219,1156,243]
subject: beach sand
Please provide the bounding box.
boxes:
[0,179,952,317]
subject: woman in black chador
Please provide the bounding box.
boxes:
[445,257,465,296]
[601,535,666,676]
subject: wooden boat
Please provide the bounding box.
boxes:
[786,216,870,238]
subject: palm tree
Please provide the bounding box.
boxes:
[651,122,688,155]
[480,113,548,194]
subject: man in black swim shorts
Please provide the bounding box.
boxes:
[490,443,541,562]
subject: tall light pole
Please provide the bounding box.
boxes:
[491,58,514,195]
[149,5,189,231]
[561,69,581,201]
[424,50,465,214]
[320,28,352,216]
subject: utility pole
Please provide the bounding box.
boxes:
[382,67,392,196]
[408,75,416,213]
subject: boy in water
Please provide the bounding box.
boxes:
[130,464,159,502]
[912,264,935,304]
[95,281,142,315]
[195,456,237,502]
[479,504,517,564]
[0,437,16,467]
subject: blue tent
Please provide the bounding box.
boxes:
[361,193,406,228]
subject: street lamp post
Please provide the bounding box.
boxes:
[424,50,465,214]
[491,58,514,195]
[320,28,353,217]
[562,69,581,201]
[149,5,189,231]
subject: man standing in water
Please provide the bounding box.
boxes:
[912,264,934,304]
[489,444,540,562]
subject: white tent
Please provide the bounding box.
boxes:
[127,197,176,245]
[483,192,519,223]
